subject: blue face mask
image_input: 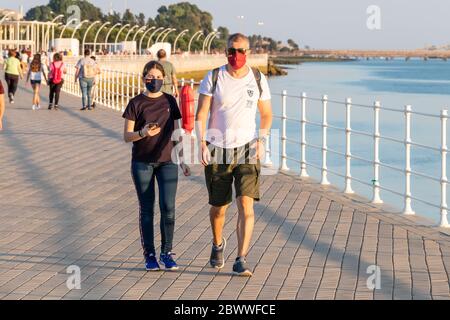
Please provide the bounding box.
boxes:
[145,79,163,93]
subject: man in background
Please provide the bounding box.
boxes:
[157,49,179,98]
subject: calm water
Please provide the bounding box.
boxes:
[266,59,450,223]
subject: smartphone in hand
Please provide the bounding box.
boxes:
[146,122,159,129]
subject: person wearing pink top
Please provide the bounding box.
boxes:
[47,52,66,110]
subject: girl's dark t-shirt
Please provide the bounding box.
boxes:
[122,93,182,163]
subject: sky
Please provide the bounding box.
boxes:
[1,0,450,50]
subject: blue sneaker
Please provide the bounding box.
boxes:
[159,252,179,270]
[145,254,160,271]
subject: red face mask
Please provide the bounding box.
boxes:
[227,51,247,70]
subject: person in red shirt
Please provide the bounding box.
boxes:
[0,80,5,130]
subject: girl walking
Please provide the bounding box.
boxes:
[122,61,190,271]
[26,54,48,110]
[47,53,66,110]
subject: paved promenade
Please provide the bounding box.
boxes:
[1,82,450,300]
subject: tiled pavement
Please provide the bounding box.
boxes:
[1,81,450,300]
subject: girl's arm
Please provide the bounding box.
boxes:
[123,119,161,143]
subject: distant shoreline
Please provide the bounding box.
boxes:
[272,55,356,65]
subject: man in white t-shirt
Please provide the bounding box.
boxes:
[196,33,272,277]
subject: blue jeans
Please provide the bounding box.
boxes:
[131,161,178,257]
[79,78,94,108]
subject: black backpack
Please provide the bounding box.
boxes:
[210,66,263,98]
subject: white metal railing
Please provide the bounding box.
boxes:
[60,64,449,228]
[62,64,199,112]
[271,90,449,228]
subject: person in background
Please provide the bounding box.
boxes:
[89,55,99,109]
[0,80,5,131]
[3,49,22,104]
[123,60,190,271]
[26,53,48,110]
[20,49,29,74]
[48,52,66,110]
[75,49,99,111]
[157,49,179,98]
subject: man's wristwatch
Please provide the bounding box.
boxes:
[138,129,145,138]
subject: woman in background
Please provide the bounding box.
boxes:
[26,54,48,110]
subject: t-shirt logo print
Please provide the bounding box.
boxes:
[247,89,254,98]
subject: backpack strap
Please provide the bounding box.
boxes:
[211,66,262,99]
[251,67,262,99]
[211,67,220,95]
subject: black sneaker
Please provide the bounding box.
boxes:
[209,237,226,269]
[232,257,253,277]
[88,106,93,110]
[48,104,53,110]
[80,106,87,111]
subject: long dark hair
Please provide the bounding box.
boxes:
[30,54,41,72]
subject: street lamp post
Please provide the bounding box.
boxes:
[82,20,100,53]
[131,26,147,54]
[114,24,130,53]
[71,20,89,39]
[59,18,78,39]
[188,30,203,53]
[173,29,189,53]
[138,26,156,54]
[93,21,110,55]
[124,25,139,43]
[155,27,172,43]
[104,23,121,53]
[50,14,64,45]
[146,27,164,50]
[161,28,176,42]
[207,32,220,54]
[202,31,217,54]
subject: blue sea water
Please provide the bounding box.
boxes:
[267,59,450,223]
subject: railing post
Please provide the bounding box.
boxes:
[121,71,125,112]
[300,92,309,178]
[190,78,194,90]
[264,135,273,166]
[107,69,112,108]
[371,101,383,203]
[320,94,330,185]
[440,109,449,227]
[137,71,141,94]
[402,105,415,215]
[344,97,354,194]
[132,71,136,97]
[280,90,289,171]
[181,78,185,87]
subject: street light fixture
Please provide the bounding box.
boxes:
[93,21,110,54]
[146,27,164,49]
[104,23,122,53]
[82,20,101,53]
[138,26,156,54]
[173,29,189,53]
[203,31,217,53]
[161,28,176,42]
[207,32,221,54]
[114,24,130,51]
[124,25,139,43]
[71,20,89,39]
[155,27,172,43]
[188,30,203,53]
[59,18,78,39]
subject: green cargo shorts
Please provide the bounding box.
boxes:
[204,142,261,207]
